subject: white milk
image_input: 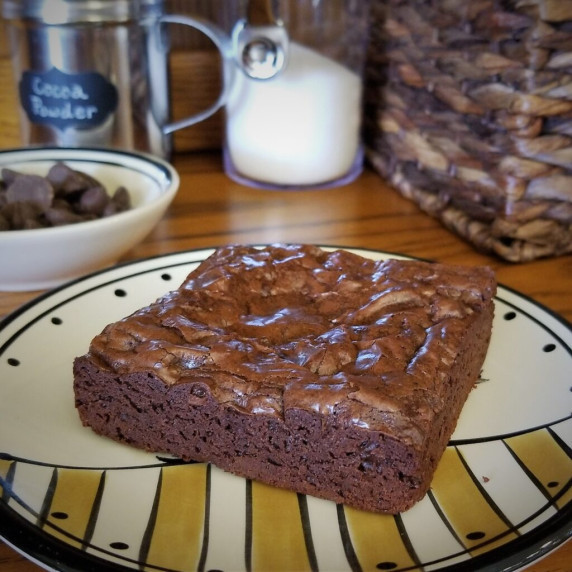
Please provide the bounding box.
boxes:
[225,42,362,187]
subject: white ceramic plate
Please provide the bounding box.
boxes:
[0,247,570,572]
[0,146,179,291]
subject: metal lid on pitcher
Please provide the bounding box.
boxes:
[1,0,164,23]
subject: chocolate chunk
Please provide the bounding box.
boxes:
[0,162,132,232]
[113,186,131,210]
[2,201,45,230]
[22,217,45,230]
[0,212,9,230]
[77,185,109,216]
[47,162,100,196]
[44,207,93,226]
[103,186,131,216]
[51,198,73,212]
[1,168,20,187]
[6,174,54,210]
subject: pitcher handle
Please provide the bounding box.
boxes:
[159,15,234,135]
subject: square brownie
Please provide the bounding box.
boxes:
[73,244,496,513]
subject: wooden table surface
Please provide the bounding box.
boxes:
[0,151,570,571]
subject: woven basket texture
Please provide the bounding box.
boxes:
[364,0,572,262]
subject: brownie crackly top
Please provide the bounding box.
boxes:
[86,244,496,447]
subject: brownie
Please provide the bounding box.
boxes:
[73,244,496,513]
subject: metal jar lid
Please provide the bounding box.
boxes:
[1,0,164,24]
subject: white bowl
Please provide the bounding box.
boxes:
[0,147,179,291]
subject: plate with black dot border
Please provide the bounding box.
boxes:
[0,246,570,572]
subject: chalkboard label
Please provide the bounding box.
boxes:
[19,67,118,130]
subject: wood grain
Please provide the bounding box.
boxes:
[0,30,20,149]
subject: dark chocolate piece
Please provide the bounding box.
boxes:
[0,162,132,231]
[6,173,54,209]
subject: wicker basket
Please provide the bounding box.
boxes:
[364,0,572,262]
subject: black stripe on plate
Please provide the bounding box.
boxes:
[502,433,569,505]
[197,463,212,572]
[245,478,253,572]
[455,446,517,535]
[139,466,163,565]
[297,493,319,572]
[548,426,572,459]
[0,460,16,502]
[394,512,423,569]
[37,467,58,529]
[336,503,362,572]
[83,471,106,551]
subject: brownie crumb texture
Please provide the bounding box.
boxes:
[73,244,496,513]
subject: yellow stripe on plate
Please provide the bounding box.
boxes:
[431,447,517,555]
[251,481,311,572]
[0,459,13,495]
[505,429,572,509]
[43,468,103,549]
[145,463,208,571]
[343,507,418,571]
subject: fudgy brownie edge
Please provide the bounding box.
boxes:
[73,244,496,514]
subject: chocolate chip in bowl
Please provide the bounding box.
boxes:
[0,147,179,291]
[0,161,132,230]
